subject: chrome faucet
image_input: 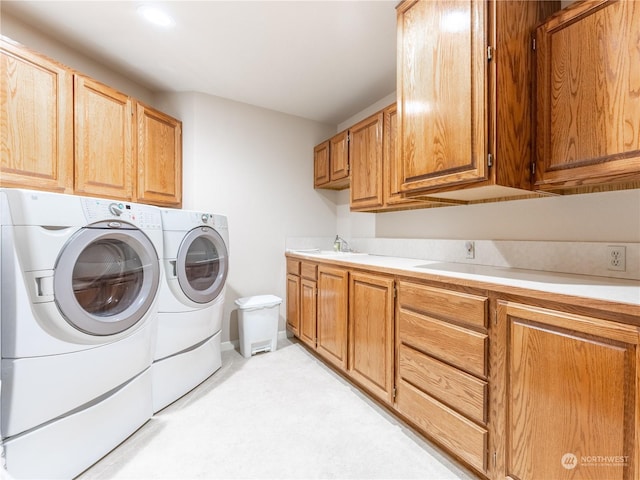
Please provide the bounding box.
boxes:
[333,235,350,252]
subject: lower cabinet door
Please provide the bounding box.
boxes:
[316,266,348,370]
[348,272,394,404]
[499,301,639,480]
[299,278,316,348]
[286,274,300,336]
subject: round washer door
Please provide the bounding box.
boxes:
[176,226,228,304]
[54,221,160,336]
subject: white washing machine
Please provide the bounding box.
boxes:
[152,208,229,412]
[0,188,162,479]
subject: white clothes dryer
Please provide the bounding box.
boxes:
[0,188,162,479]
[153,208,229,412]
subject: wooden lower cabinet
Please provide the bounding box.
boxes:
[285,259,301,336]
[348,271,395,404]
[496,301,640,480]
[396,280,489,475]
[285,274,300,336]
[316,265,349,370]
[300,278,317,348]
[287,261,348,366]
[284,255,640,480]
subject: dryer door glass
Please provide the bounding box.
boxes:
[72,239,143,316]
[54,222,160,335]
[177,226,228,304]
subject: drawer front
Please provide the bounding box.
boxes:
[398,281,487,329]
[301,262,318,280]
[397,378,487,473]
[286,258,300,275]
[398,309,487,378]
[398,344,487,424]
[300,262,318,280]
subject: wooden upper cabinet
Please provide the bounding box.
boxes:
[396,0,559,202]
[74,75,133,200]
[0,38,73,193]
[397,0,487,193]
[534,0,640,191]
[497,301,639,480]
[313,140,330,187]
[314,131,350,190]
[383,103,404,206]
[136,102,182,207]
[1,37,182,206]
[349,103,432,212]
[349,112,384,210]
[329,130,349,186]
[382,103,430,210]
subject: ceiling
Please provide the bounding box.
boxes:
[2,1,398,125]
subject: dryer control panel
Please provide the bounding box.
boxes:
[81,198,162,230]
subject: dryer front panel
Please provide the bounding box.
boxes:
[176,226,228,304]
[54,221,160,336]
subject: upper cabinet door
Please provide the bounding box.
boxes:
[535,0,640,191]
[313,140,330,188]
[74,75,133,200]
[136,102,182,207]
[397,0,487,193]
[329,130,349,184]
[349,112,384,210]
[0,39,73,193]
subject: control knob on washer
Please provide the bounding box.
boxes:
[109,203,124,216]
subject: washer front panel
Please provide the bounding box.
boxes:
[176,226,228,304]
[54,221,160,335]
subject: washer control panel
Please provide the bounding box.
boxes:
[81,198,162,230]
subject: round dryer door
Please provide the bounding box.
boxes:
[177,226,228,304]
[54,221,160,336]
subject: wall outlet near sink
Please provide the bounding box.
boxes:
[465,241,475,259]
[607,245,626,271]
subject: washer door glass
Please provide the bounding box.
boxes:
[177,226,228,304]
[54,222,160,335]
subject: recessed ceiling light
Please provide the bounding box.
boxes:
[137,5,175,27]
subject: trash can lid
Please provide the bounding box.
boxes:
[234,294,282,310]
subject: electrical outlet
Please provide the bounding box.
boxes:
[607,245,626,271]
[465,241,475,259]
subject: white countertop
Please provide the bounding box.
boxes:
[287,250,640,307]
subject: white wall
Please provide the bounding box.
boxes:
[157,92,337,342]
[374,189,640,242]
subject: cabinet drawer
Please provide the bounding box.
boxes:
[398,309,487,378]
[398,281,487,329]
[398,344,487,425]
[397,378,487,473]
[301,262,318,280]
[286,259,300,275]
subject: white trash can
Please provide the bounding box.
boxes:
[235,295,282,359]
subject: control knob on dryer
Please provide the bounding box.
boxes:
[109,202,124,216]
